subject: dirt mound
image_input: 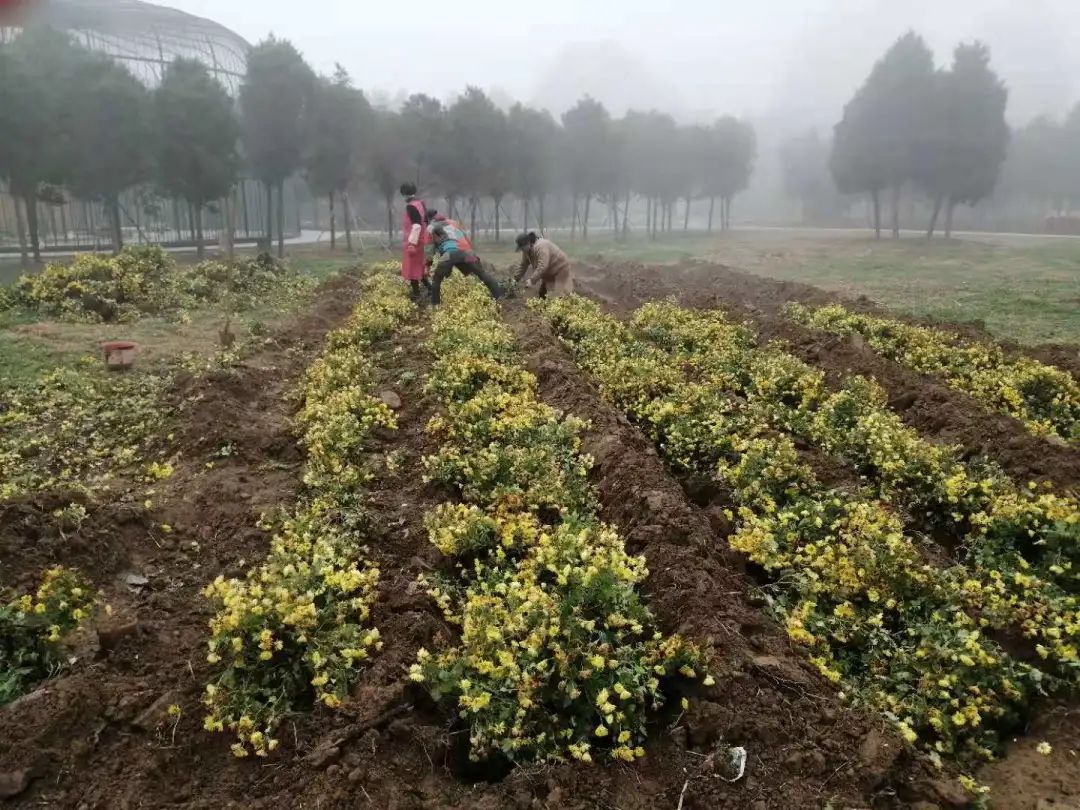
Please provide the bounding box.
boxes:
[576,260,1080,491]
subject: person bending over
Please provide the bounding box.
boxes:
[428,222,502,306]
[514,231,574,298]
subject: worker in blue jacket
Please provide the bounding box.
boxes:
[427,221,502,306]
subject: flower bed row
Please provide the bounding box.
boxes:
[409,276,706,766]
[625,302,1080,675]
[787,303,1080,444]
[537,295,1047,770]
[201,270,413,757]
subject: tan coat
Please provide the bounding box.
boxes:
[516,238,574,296]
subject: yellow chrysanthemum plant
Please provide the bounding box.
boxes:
[787,303,1080,444]
[411,276,707,765]
[1,566,101,705]
[625,301,1080,679]
[535,295,1046,770]
[201,270,413,757]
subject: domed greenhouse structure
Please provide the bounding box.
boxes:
[0,1,297,258]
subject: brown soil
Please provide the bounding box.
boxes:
[576,260,1080,492]
[979,703,1080,810]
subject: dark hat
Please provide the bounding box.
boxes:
[514,232,534,251]
[399,181,417,197]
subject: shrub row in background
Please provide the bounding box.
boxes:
[411,276,706,765]
[787,302,1080,444]
[9,246,303,323]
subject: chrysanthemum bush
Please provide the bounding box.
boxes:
[627,302,1080,677]
[12,245,305,323]
[201,271,413,757]
[1,566,100,705]
[787,302,1080,444]
[536,295,1048,767]
[410,277,706,765]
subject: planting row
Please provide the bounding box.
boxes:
[201,270,414,757]
[787,302,1080,444]
[537,295,1057,774]
[409,276,707,765]
[624,302,1080,674]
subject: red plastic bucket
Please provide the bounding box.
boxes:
[101,341,138,370]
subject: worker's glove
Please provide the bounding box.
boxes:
[524,278,534,289]
[406,244,420,256]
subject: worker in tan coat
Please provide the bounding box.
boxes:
[514,231,574,298]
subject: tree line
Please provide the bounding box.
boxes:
[782,32,1012,238]
[0,29,757,262]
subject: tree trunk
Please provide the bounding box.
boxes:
[188,201,197,243]
[707,196,715,233]
[538,195,545,234]
[623,192,631,238]
[583,195,591,241]
[926,195,943,239]
[195,204,205,260]
[645,196,652,235]
[385,193,394,245]
[25,194,41,261]
[523,197,530,232]
[570,193,578,239]
[343,192,353,252]
[104,195,122,254]
[871,190,881,239]
[494,195,502,241]
[944,197,956,239]
[240,182,251,238]
[265,181,273,249]
[224,192,235,260]
[277,180,285,258]
[891,183,901,239]
[683,195,691,231]
[14,194,29,266]
[329,191,336,250]
[469,197,478,243]
[610,198,619,241]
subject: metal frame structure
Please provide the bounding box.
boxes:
[0,1,310,257]
[1,0,249,94]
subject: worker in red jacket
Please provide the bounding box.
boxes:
[400,182,431,298]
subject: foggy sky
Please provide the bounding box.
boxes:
[164,0,1080,128]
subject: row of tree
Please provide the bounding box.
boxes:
[0,28,758,262]
[788,32,1010,239]
[0,28,239,260]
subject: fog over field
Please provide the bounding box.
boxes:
[167,0,1080,125]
